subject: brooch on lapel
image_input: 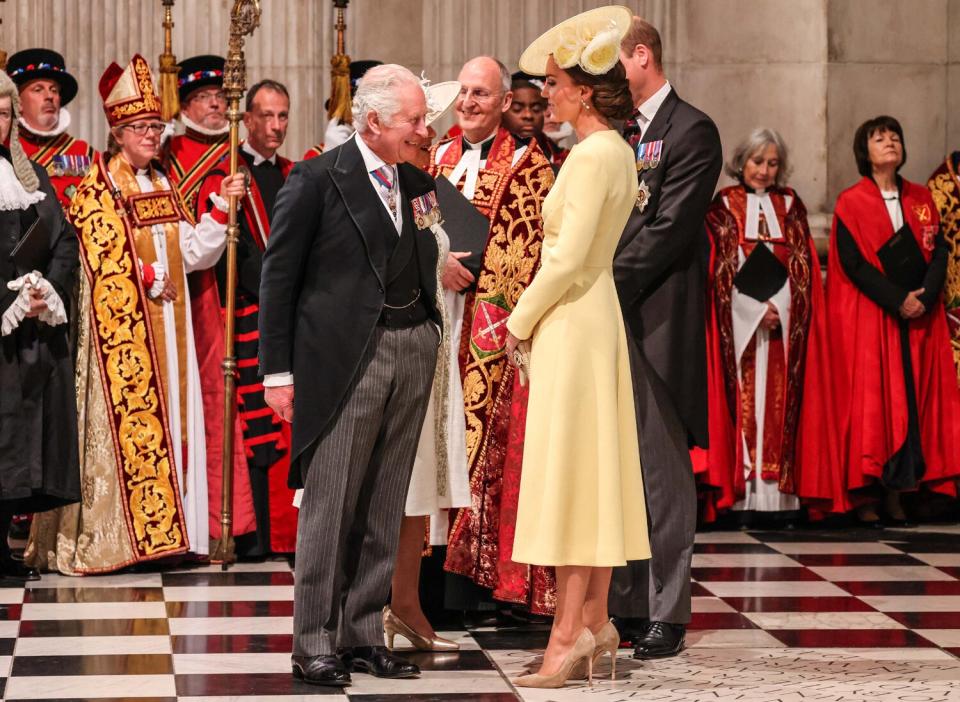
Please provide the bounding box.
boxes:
[636,139,663,172]
[411,190,442,230]
[636,180,651,212]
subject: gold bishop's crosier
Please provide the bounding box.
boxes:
[212,0,262,569]
[328,0,352,123]
[158,0,179,121]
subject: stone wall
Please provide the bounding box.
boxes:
[2,0,958,246]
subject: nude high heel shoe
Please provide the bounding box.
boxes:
[382,605,460,652]
[572,620,620,680]
[511,627,596,689]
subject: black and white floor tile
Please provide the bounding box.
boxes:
[5,526,960,701]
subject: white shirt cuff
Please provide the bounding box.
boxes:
[262,372,294,387]
[209,192,231,213]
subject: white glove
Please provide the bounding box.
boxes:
[323,118,355,150]
[2,271,66,336]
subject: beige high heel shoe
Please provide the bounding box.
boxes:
[572,620,620,680]
[382,605,460,652]
[511,627,596,689]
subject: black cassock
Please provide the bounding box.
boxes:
[0,151,80,512]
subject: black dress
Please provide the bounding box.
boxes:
[0,148,80,512]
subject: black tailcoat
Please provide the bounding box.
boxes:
[258,137,441,487]
[614,88,723,448]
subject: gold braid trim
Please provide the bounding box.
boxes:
[928,162,960,383]
[68,157,189,560]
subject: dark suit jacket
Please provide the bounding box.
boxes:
[614,88,723,449]
[258,136,441,487]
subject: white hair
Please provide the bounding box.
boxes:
[353,64,423,134]
[726,127,793,186]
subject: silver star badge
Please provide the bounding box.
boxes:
[636,180,651,212]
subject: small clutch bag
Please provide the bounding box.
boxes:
[512,341,531,386]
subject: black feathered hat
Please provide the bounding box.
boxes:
[6,48,79,107]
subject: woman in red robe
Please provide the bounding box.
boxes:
[697,129,842,523]
[827,115,960,524]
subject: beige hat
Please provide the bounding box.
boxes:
[519,5,632,77]
[424,80,460,127]
[0,71,40,193]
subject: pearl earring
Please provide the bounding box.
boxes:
[581,98,590,111]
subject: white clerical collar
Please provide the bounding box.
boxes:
[19,107,71,139]
[636,80,671,126]
[180,112,230,137]
[354,132,393,173]
[242,141,277,166]
[745,190,784,241]
[464,130,497,150]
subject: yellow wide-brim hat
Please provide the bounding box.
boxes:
[518,5,633,76]
[425,81,461,127]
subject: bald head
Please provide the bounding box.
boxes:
[455,56,513,143]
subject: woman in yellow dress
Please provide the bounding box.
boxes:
[505,5,650,689]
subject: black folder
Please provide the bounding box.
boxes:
[877,224,927,291]
[435,176,489,282]
[733,242,789,302]
[10,206,50,275]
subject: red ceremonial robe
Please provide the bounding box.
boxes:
[826,176,960,502]
[432,127,557,614]
[19,129,96,208]
[695,186,844,517]
[166,130,230,217]
[302,144,323,160]
[197,148,298,553]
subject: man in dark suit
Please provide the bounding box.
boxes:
[259,64,441,687]
[610,17,723,659]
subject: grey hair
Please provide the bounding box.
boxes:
[490,57,511,95]
[725,127,792,187]
[352,64,423,134]
[0,72,40,193]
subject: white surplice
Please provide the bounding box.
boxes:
[730,190,800,513]
[134,170,229,555]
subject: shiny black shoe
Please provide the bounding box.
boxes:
[291,654,351,686]
[341,645,420,679]
[0,555,39,581]
[633,621,686,659]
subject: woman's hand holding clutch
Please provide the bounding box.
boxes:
[506,330,531,386]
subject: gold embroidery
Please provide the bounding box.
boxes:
[929,167,960,382]
[68,162,187,558]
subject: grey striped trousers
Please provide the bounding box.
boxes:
[293,323,438,656]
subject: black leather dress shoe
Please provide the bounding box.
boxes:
[291,655,351,686]
[341,645,420,678]
[0,555,39,581]
[633,621,686,659]
[611,616,649,647]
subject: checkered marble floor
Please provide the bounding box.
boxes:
[5,526,960,701]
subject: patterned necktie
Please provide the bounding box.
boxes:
[623,109,644,149]
[371,165,398,219]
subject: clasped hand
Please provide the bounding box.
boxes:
[899,288,926,319]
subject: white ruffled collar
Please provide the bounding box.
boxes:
[180,112,230,137]
[18,108,71,139]
[0,157,46,211]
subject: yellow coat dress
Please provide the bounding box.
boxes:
[506,129,650,567]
